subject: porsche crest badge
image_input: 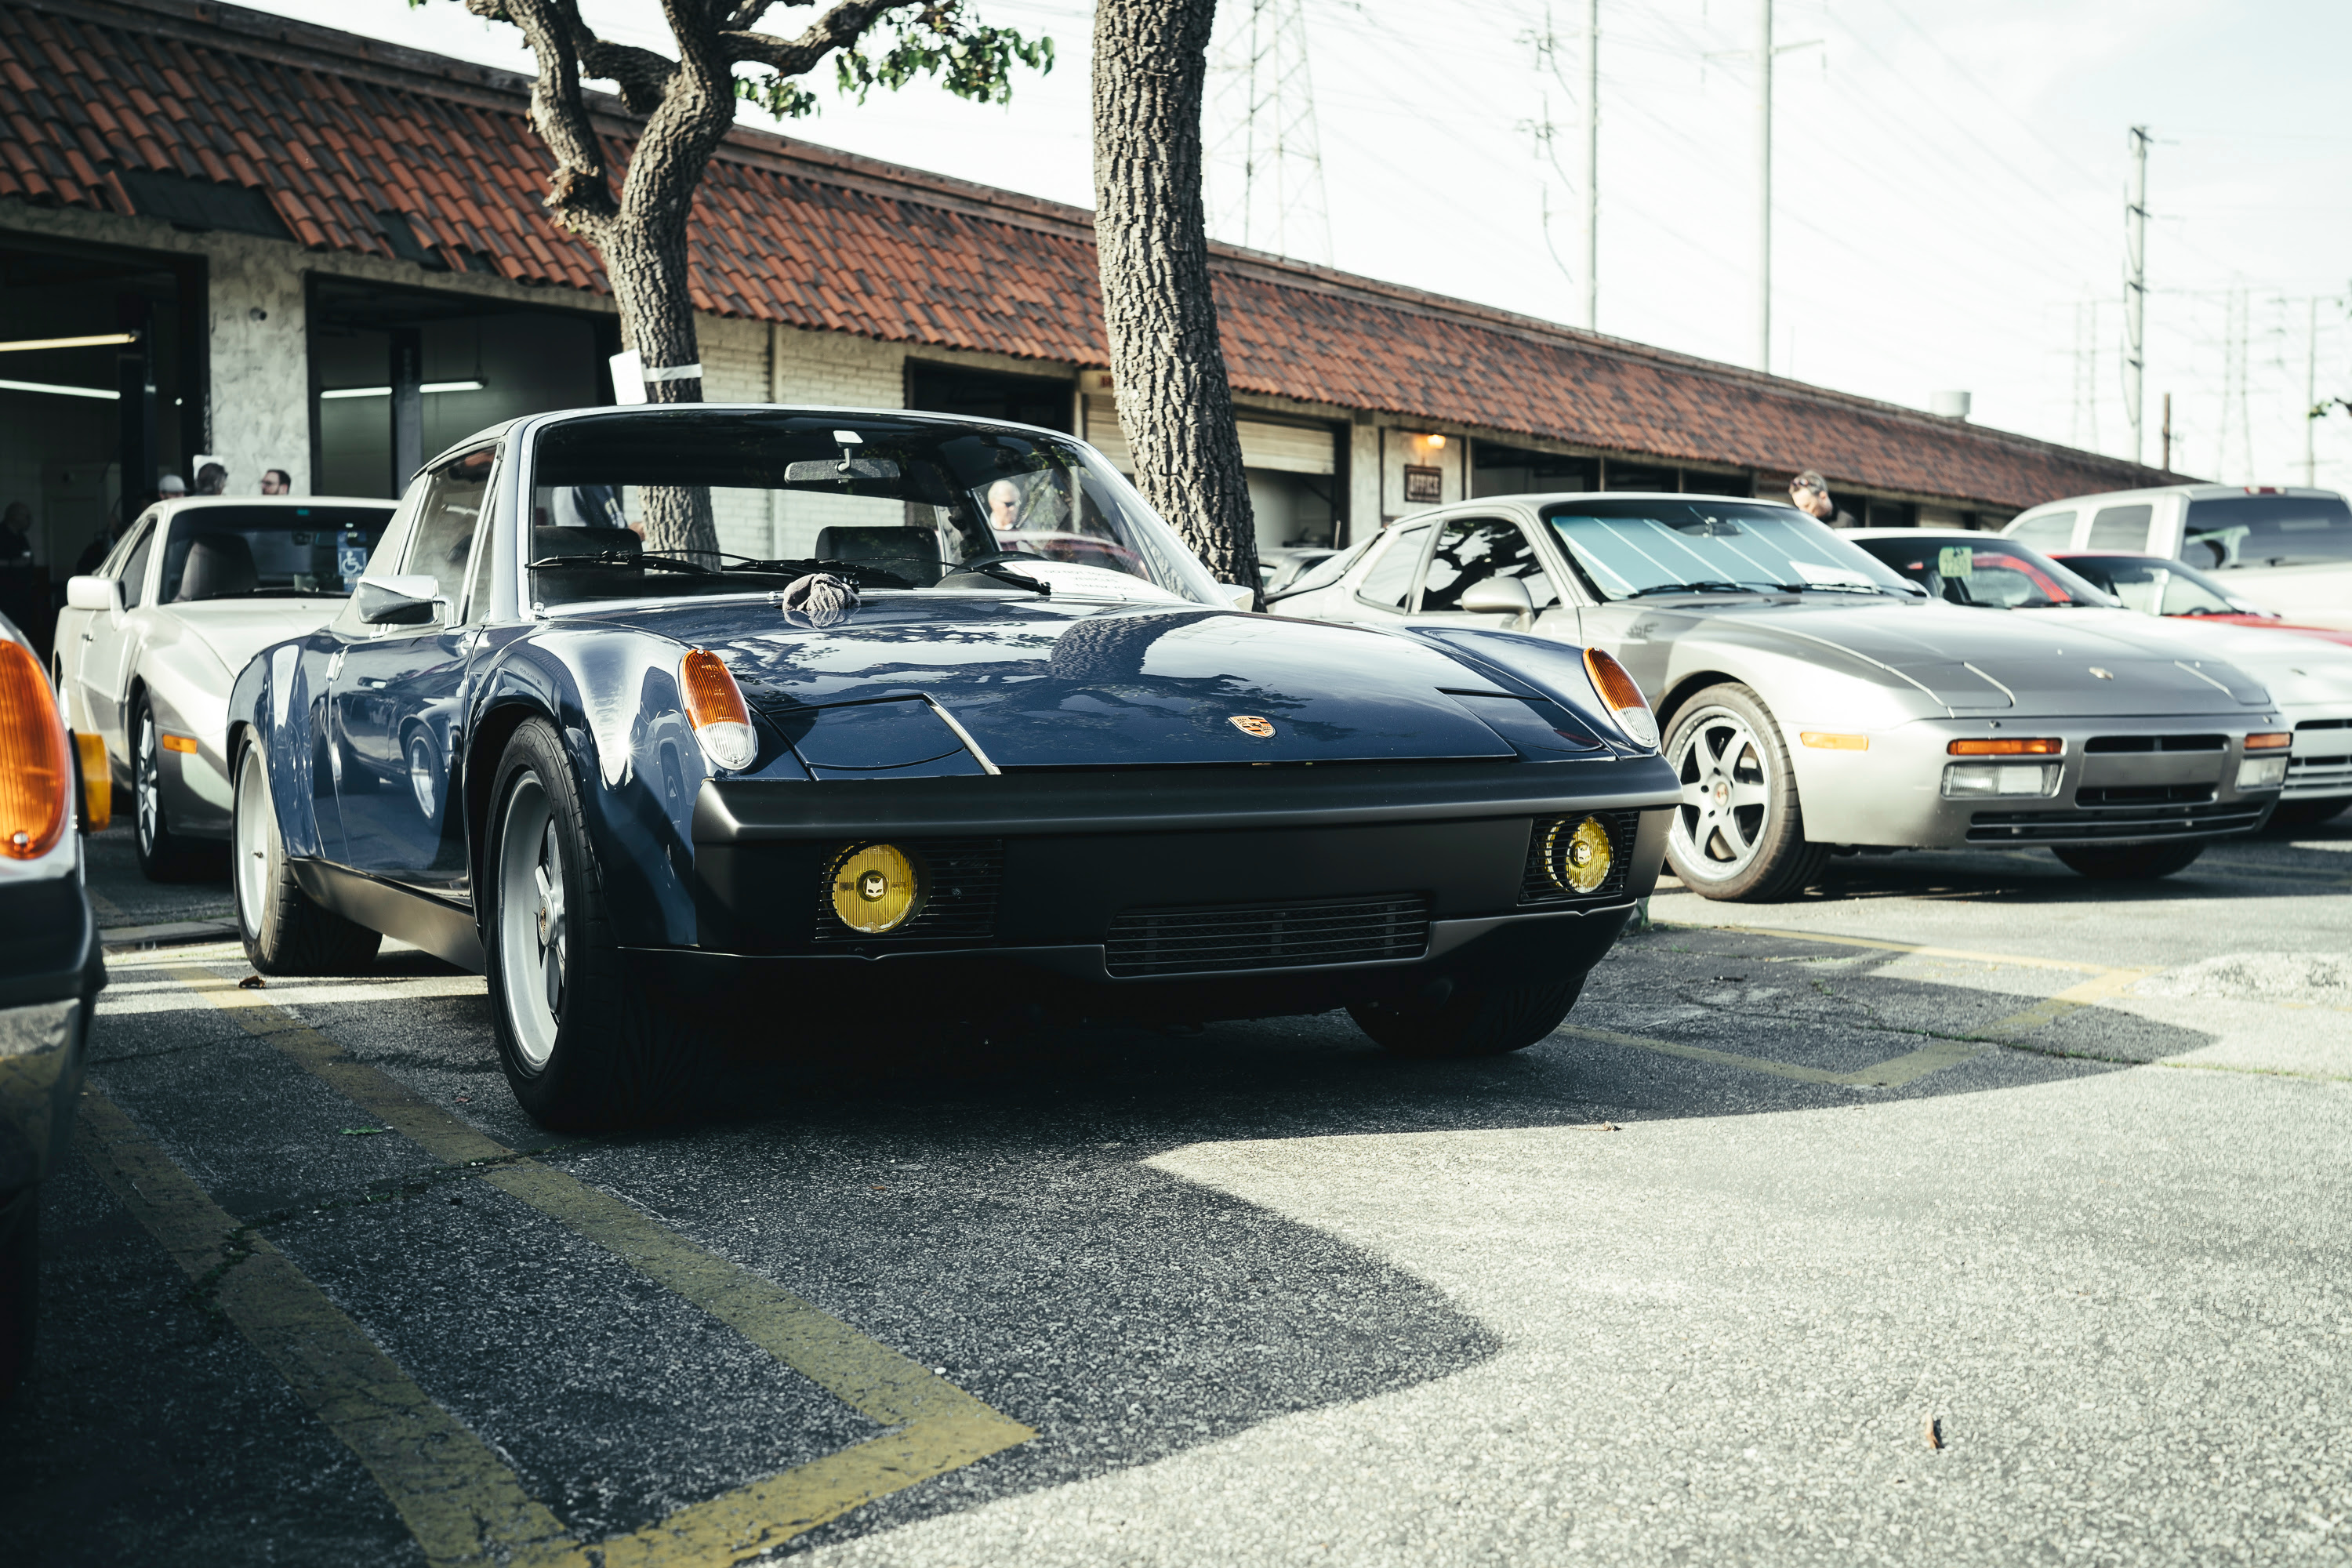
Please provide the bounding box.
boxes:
[2089,666,2114,680]
[1229,715,1276,738]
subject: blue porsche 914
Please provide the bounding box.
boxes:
[226,406,1678,1127]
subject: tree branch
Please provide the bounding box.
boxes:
[489,0,623,236]
[723,0,902,74]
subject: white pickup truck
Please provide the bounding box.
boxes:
[2003,485,2352,630]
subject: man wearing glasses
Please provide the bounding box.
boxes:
[1789,469,1856,527]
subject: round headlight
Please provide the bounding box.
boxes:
[828,842,923,934]
[1545,815,1613,894]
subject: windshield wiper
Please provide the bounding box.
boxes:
[1776,581,1891,595]
[940,553,1053,596]
[1628,580,1769,597]
[525,547,717,575]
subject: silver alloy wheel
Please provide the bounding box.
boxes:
[407,732,437,819]
[1669,705,1771,880]
[136,709,160,853]
[233,745,272,937]
[496,774,564,1072]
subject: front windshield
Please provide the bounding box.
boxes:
[161,505,394,602]
[1541,499,1915,601]
[2056,554,2240,616]
[524,410,1222,608]
[1846,534,2118,609]
[2183,492,2352,568]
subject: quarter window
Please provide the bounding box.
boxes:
[1355,523,1432,611]
[116,521,155,609]
[401,449,495,617]
[1419,516,1559,612]
[2086,504,2154,550]
[2008,511,2074,549]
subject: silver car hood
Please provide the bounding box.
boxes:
[148,600,348,689]
[1670,597,2272,715]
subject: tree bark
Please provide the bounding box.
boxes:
[1091,0,1258,596]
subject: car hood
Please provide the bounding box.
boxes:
[158,599,350,686]
[573,597,1530,767]
[2090,610,2352,708]
[1669,596,2273,714]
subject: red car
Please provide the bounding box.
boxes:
[2053,551,2352,650]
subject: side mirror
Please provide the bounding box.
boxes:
[355,574,445,626]
[1218,581,1256,612]
[65,575,118,613]
[1459,575,1535,619]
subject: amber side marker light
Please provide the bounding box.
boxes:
[1948,737,2062,756]
[2244,732,2292,750]
[0,640,71,859]
[1800,732,1869,751]
[160,731,198,754]
[74,732,111,833]
[679,648,758,771]
[1582,647,1659,750]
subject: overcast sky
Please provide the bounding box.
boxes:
[249,0,2352,489]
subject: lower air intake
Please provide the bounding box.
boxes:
[1104,895,1430,978]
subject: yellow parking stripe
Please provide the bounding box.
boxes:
[1969,967,2159,1040]
[1670,921,2132,976]
[129,959,1033,1564]
[1559,1025,1986,1087]
[75,1091,575,1568]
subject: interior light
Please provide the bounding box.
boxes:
[0,641,71,860]
[1581,647,1659,750]
[318,380,487,401]
[0,332,140,353]
[0,377,119,401]
[678,648,757,771]
[828,841,923,933]
[1425,434,1447,449]
[1800,732,1869,750]
[1947,737,2062,756]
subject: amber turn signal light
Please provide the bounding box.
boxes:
[160,731,198,754]
[1800,732,1868,750]
[74,731,111,833]
[2244,731,2292,751]
[1947,737,2062,756]
[0,640,71,860]
[679,648,757,772]
[1582,647,1659,750]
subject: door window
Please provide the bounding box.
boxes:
[1418,516,1559,612]
[2086,504,2154,550]
[2007,511,2074,550]
[400,448,495,616]
[116,521,155,608]
[1355,523,1431,612]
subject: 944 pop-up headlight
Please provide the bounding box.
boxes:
[2237,731,2291,791]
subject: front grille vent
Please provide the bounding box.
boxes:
[811,837,1002,944]
[2076,783,2214,807]
[1965,801,2264,842]
[1519,810,1641,905]
[2296,717,2352,732]
[2084,734,2226,753]
[1104,895,1429,978]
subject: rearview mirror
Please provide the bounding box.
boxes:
[356,574,445,626]
[65,575,118,613]
[1460,576,1535,618]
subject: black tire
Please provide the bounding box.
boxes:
[2050,840,2206,880]
[132,694,225,882]
[1349,974,1585,1058]
[0,1185,35,1404]
[233,739,382,975]
[2266,797,2350,832]
[485,719,706,1130]
[1660,683,1828,902]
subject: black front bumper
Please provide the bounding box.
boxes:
[671,759,1676,1021]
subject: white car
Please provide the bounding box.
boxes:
[54,495,396,879]
[1848,528,2352,830]
[2002,483,2352,631]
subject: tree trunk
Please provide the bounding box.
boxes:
[1091,0,1258,596]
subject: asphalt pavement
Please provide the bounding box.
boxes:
[5,819,2347,1565]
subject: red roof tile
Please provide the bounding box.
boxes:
[0,0,2182,510]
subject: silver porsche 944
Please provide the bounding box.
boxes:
[1271,493,2288,900]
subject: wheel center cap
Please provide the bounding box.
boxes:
[536,900,550,945]
[1712,779,1730,805]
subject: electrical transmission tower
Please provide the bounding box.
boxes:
[2072,300,2100,452]
[1205,0,1332,266]
[2217,286,2252,481]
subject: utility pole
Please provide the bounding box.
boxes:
[2161,391,2172,473]
[2307,296,2321,486]
[1584,0,1599,332]
[1755,0,1773,373]
[2123,125,2150,465]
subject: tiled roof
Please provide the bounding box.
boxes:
[0,0,2180,510]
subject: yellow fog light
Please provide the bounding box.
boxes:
[828,842,922,934]
[1546,815,1613,895]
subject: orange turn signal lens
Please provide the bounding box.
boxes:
[2244,731,2292,751]
[679,648,757,772]
[74,731,111,833]
[1800,732,1869,751]
[1582,647,1659,750]
[0,640,71,860]
[1947,737,2062,756]
[160,731,198,754]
